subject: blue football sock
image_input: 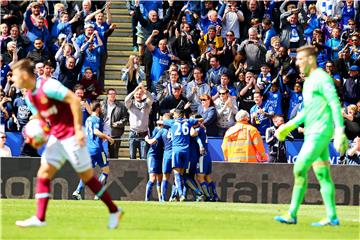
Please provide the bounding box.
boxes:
[156,181,161,201]
[75,180,85,193]
[174,173,184,197]
[209,181,219,200]
[170,184,178,200]
[161,180,168,201]
[145,181,154,201]
[98,172,108,185]
[185,176,202,196]
[200,182,211,198]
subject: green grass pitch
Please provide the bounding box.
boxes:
[1,199,359,239]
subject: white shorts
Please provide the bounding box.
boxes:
[41,135,92,173]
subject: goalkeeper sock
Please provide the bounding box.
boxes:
[161,180,168,201]
[36,178,50,221]
[98,172,108,185]
[289,170,308,218]
[75,180,85,193]
[314,166,337,220]
[86,176,117,213]
[145,180,154,201]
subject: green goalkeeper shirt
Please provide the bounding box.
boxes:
[291,68,344,137]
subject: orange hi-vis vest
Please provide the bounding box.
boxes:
[222,121,268,163]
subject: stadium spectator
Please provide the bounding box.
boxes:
[178,61,193,87]
[222,109,267,163]
[134,0,174,83]
[186,67,211,112]
[238,71,259,113]
[121,55,145,94]
[326,27,342,61]
[206,55,229,88]
[125,83,153,160]
[250,92,274,136]
[0,0,22,26]
[219,30,239,68]
[349,34,360,60]
[58,55,84,91]
[261,18,277,50]
[198,25,224,56]
[34,62,44,78]
[0,91,10,132]
[52,11,80,41]
[1,24,28,60]
[198,94,217,137]
[0,131,11,157]
[80,30,104,80]
[214,88,238,137]
[286,82,303,121]
[221,1,244,40]
[266,115,294,163]
[279,8,306,51]
[101,88,128,159]
[86,2,115,92]
[342,65,360,106]
[238,27,267,73]
[26,38,50,64]
[74,84,91,127]
[335,47,356,79]
[342,104,360,140]
[345,136,360,165]
[24,7,50,49]
[126,0,139,51]
[8,88,31,132]
[54,34,81,79]
[79,67,101,101]
[172,22,199,62]
[159,83,189,115]
[211,73,236,100]
[157,69,181,103]
[145,30,175,93]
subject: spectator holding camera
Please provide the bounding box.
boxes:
[221,1,244,40]
[238,71,259,113]
[238,27,267,73]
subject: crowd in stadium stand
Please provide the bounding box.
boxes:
[0,0,359,163]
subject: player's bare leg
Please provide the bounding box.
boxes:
[94,166,110,200]
[79,168,122,229]
[16,163,58,227]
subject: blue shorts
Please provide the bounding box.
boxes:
[186,152,199,174]
[196,153,212,175]
[162,151,172,174]
[91,151,109,168]
[172,147,189,169]
[147,155,162,174]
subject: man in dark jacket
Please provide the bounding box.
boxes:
[101,88,128,159]
[58,55,83,90]
[26,38,50,64]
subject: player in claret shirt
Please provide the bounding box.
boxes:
[12,59,122,229]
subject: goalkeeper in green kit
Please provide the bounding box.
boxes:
[274,46,348,226]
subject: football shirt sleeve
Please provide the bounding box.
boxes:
[42,79,69,101]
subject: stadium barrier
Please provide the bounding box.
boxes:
[5,133,341,164]
[1,157,359,205]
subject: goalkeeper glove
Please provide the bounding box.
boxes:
[333,127,348,155]
[275,121,297,142]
